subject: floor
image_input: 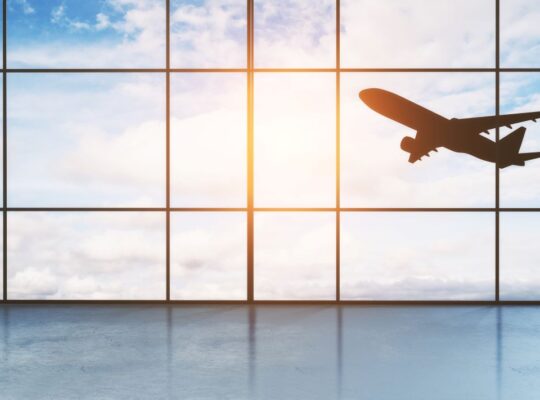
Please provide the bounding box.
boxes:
[0,305,538,400]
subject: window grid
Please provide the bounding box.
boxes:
[1,0,539,303]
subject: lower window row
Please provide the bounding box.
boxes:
[0,212,536,300]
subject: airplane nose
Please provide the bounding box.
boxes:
[359,88,377,104]
[358,89,369,102]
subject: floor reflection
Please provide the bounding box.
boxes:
[249,305,257,398]
[497,306,502,400]
[1,305,540,399]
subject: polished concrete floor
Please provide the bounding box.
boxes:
[0,305,538,399]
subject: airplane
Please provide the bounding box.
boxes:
[359,88,540,168]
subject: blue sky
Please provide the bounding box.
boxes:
[9,0,131,43]
[8,0,166,67]
[2,0,540,300]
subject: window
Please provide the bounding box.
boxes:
[341,73,494,207]
[171,0,247,68]
[501,0,540,67]
[500,213,540,300]
[0,0,536,302]
[9,73,165,206]
[171,212,246,299]
[500,73,540,207]
[8,212,165,300]
[254,73,335,207]
[170,73,246,207]
[255,212,335,300]
[8,0,166,68]
[341,213,494,300]
[341,0,494,68]
[255,0,335,68]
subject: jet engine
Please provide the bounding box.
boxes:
[400,136,416,154]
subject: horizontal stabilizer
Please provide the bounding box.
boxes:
[519,152,540,163]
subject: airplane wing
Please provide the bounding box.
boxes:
[406,135,437,163]
[454,111,540,133]
[410,111,540,163]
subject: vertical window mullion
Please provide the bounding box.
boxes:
[3,0,7,302]
[247,0,255,302]
[336,0,341,302]
[495,0,500,302]
[166,0,171,301]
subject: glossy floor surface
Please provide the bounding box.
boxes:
[0,305,538,399]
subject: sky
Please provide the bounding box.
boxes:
[2,0,540,300]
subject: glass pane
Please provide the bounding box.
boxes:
[171,212,246,300]
[171,74,246,207]
[255,212,335,300]
[8,212,165,300]
[501,212,540,300]
[500,73,540,207]
[8,74,165,207]
[255,74,335,207]
[171,0,246,68]
[8,0,165,68]
[341,212,494,300]
[501,0,540,67]
[254,0,335,68]
[341,73,495,207]
[341,0,494,68]
[0,77,3,208]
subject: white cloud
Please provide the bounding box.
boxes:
[8,212,165,300]
[341,0,495,68]
[170,0,247,67]
[9,74,165,207]
[50,4,66,25]
[59,120,165,187]
[341,213,495,300]
[170,213,246,299]
[501,0,540,67]
[254,0,335,67]
[499,74,540,207]
[95,12,111,30]
[254,213,336,300]
[14,0,35,15]
[10,267,58,298]
[170,74,247,207]
[10,0,166,68]
[500,212,540,300]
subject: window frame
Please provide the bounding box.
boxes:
[1,0,538,304]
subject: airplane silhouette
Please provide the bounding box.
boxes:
[360,88,540,168]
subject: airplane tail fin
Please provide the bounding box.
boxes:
[499,127,527,168]
[500,126,526,154]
